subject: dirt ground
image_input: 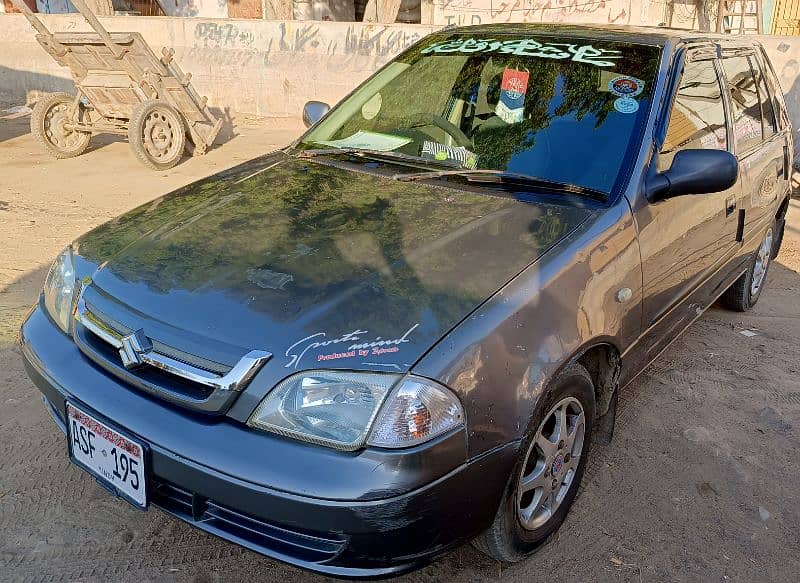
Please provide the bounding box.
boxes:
[1,105,799,583]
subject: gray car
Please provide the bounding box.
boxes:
[20,24,793,577]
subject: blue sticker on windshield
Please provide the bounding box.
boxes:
[614,97,639,114]
[608,76,644,97]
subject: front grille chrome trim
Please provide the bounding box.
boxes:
[74,292,271,395]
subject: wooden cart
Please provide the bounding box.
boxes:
[13,0,222,170]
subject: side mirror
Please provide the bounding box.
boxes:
[302,101,330,128]
[647,149,739,202]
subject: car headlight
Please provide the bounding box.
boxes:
[247,371,464,451]
[42,246,78,334]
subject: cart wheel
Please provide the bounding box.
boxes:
[128,101,186,171]
[30,93,91,159]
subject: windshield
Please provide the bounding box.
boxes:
[300,34,661,195]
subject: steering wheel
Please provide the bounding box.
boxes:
[409,114,473,148]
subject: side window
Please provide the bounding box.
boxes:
[722,55,762,154]
[756,50,787,131]
[659,58,727,172]
[749,54,777,139]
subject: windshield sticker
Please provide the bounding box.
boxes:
[608,76,644,97]
[361,93,382,120]
[614,97,639,114]
[421,38,622,68]
[316,130,412,152]
[285,324,420,368]
[422,141,478,169]
[496,68,530,124]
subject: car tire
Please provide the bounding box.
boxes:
[473,363,595,563]
[30,92,91,159]
[720,222,775,312]
[128,100,186,171]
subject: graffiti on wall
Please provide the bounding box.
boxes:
[432,0,666,27]
[178,20,432,116]
[195,22,255,47]
[186,21,425,69]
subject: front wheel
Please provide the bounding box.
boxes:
[473,364,595,562]
[720,223,775,312]
[128,100,186,171]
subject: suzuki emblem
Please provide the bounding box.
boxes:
[118,329,152,370]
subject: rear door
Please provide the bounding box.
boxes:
[720,48,785,242]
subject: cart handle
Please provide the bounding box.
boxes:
[10,0,68,55]
[69,0,125,59]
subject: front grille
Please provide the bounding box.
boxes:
[151,481,346,564]
[83,299,234,376]
[76,325,217,402]
[72,287,271,413]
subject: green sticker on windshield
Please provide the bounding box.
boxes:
[421,38,622,68]
[422,141,478,169]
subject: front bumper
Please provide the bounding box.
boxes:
[20,307,518,578]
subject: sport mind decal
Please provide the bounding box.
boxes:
[284,324,420,369]
[496,68,530,124]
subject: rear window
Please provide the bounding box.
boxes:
[722,55,763,153]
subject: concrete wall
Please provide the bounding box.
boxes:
[0,14,797,161]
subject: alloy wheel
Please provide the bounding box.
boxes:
[751,228,773,296]
[517,396,586,530]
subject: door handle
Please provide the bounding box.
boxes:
[725,196,736,216]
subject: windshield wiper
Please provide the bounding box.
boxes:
[394,169,606,200]
[295,147,460,169]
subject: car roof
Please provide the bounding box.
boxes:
[441,22,759,48]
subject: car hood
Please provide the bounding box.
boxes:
[73,153,590,374]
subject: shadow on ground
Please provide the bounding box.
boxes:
[0,65,73,143]
[0,265,48,350]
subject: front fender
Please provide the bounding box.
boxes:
[412,201,642,459]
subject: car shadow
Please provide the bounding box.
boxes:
[0,264,48,350]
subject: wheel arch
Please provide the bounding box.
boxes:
[516,339,622,447]
[571,340,622,420]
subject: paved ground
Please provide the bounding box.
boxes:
[1,106,799,583]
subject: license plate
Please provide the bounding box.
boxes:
[66,402,147,509]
